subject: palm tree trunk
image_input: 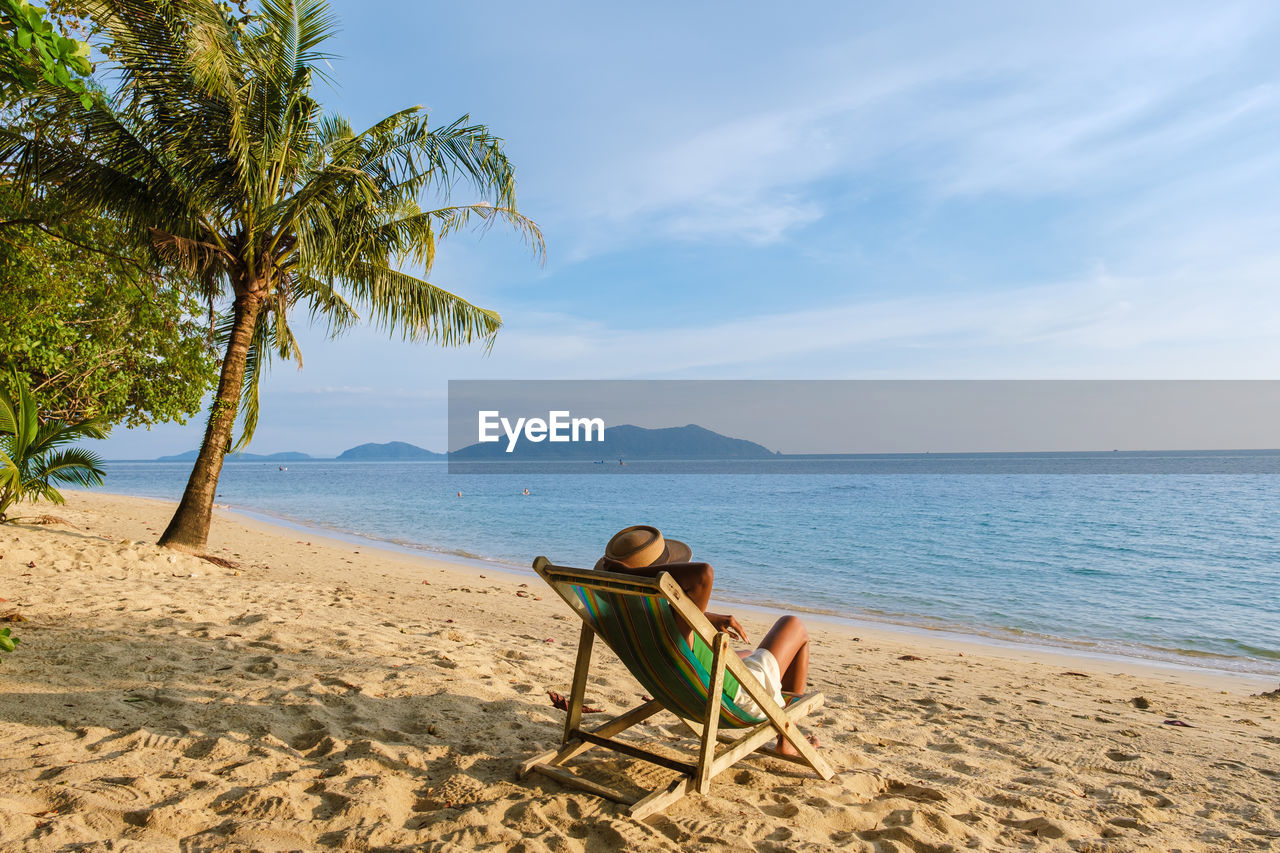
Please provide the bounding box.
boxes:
[158,287,264,551]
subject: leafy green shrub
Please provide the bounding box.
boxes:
[0,0,93,105]
[0,374,106,521]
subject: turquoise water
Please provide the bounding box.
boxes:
[93,458,1280,676]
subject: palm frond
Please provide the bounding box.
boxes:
[33,447,107,489]
[28,418,108,460]
[417,116,518,205]
[0,387,15,436]
[219,296,303,453]
[375,204,545,267]
[295,272,359,336]
[258,0,338,82]
[231,337,262,453]
[0,448,18,492]
[150,227,235,275]
[339,265,501,347]
[0,374,106,519]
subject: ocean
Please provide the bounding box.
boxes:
[92,453,1280,678]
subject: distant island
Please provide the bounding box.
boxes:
[153,425,774,462]
[156,450,314,462]
[156,441,445,462]
[450,423,777,460]
[336,441,446,461]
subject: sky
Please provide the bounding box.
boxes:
[99,1,1280,458]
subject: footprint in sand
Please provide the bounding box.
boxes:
[242,655,279,675]
[762,800,800,819]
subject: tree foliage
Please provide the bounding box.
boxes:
[0,0,92,105]
[1,0,542,549]
[0,372,106,521]
[0,191,219,427]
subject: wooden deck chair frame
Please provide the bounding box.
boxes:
[519,557,835,820]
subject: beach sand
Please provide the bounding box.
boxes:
[1,491,1277,851]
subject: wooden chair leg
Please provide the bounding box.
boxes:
[563,623,595,744]
[520,698,667,777]
[695,632,727,794]
[630,777,696,820]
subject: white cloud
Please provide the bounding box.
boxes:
[478,255,1280,379]
[551,2,1280,251]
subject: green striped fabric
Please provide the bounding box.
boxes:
[564,582,764,728]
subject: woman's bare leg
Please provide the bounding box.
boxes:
[757,615,815,755]
[759,615,809,693]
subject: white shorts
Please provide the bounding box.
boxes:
[733,648,784,718]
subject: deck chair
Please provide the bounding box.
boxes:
[519,557,835,819]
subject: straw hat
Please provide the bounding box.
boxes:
[604,525,691,568]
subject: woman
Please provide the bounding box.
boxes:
[595,525,813,754]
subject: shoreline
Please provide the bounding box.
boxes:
[162,493,1277,691]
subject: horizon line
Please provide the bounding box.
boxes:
[106,446,1280,463]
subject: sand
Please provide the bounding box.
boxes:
[1,491,1277,852]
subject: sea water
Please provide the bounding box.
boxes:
[92,455,1280,677]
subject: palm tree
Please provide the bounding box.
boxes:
[0,376,107,521]
[3,0,542,549]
